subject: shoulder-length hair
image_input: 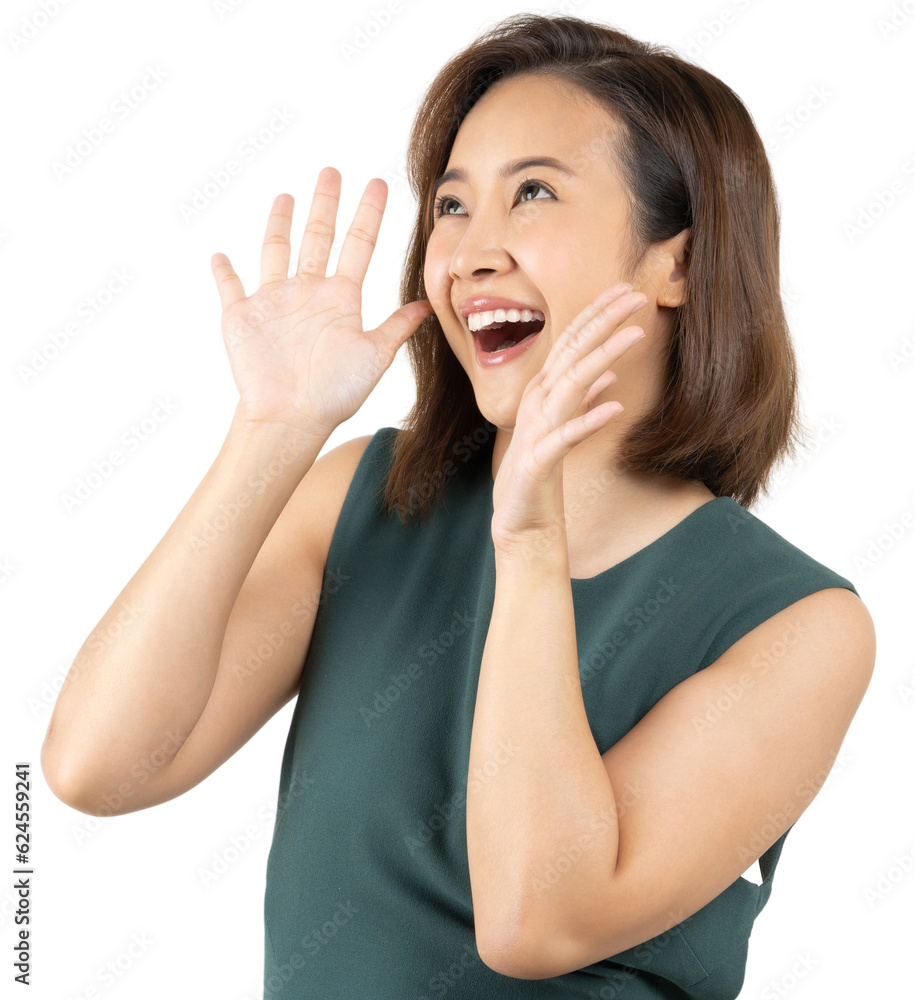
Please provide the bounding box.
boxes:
[382,11,805,523]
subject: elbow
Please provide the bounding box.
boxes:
[477,946,540,980]
[476,931,534,980]
[43,766,123,817]
[40,722,71,807]
[42,751,87,814]
[476,936,567,981]
[41,729,114,817]
[476,913,579,980]
[41,716,76,808]
[41,742,93,815]
[475,905,534,979]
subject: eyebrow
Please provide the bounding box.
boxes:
[431,156,576,198]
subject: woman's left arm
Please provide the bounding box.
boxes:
[468,531,875,980]
[467,281,647,973]
[466,284,876,978]
[468,532,620,968]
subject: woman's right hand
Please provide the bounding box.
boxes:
[210,167,435,438]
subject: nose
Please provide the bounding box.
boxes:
[447,208,513,283]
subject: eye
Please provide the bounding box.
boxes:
[433,193,464,218]
[515,177,554,205]
[432,177,556,219]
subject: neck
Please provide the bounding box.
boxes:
[490,422,715,577]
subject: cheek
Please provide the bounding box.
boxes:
[423,233,450,287]
[420,250,461,356]
[435,319,464,370]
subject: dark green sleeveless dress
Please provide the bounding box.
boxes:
[263,424,858,998]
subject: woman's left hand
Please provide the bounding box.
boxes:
[490,282,649,557]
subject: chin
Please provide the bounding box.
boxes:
[472,395,523,431]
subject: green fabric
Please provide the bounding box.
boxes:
[263,425,858,998]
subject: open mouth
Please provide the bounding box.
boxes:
[473,317,546,353]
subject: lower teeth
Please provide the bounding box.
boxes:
[481,330,540,353]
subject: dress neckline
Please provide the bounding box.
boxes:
[567,496,731,585]
[483,487,733,586]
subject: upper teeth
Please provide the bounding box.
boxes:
[467,308,545,332]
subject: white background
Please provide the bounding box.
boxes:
[2,0,913,997]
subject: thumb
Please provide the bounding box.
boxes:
[372,299,436,360]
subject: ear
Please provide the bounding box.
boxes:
[655,227,690,309]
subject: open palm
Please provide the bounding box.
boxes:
[211,169,434,436]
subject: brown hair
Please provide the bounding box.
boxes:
[382,11,806,522]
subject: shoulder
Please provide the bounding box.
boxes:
[700,497,857,589]
[284,428,394,561]
[687,498,865,671]
[708,585,875,716]
[309,431,376,492]
[312,425,399,486]
[787,586,876,681]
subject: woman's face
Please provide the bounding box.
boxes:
[423,73,677,429]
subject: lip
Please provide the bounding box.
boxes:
[471,327,542,367]
[458,295,544,318]
[456,293,546,367]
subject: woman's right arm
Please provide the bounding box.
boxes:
[41,416,361,816]
[41,167,433,815]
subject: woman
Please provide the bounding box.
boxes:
[42,12,875,998]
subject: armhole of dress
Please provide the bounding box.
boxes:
[705,553,859,916]
[700,572,859,674]
[747,576,857,916]
[322,426,398,583]
[756,826,792,914]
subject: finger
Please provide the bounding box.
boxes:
[334,177,387,286]
[542,290,645,390]
[541,292,647,393]
[540,282,632,373]
[260,193,294,287]
[541,286,642,383]
[534,399,625,470]
[580,366,618,410]
[210,253,246,312]
[296,166,341,278]
[370,299,436,362]
[543,323,644,423]
[329,300,435,409]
